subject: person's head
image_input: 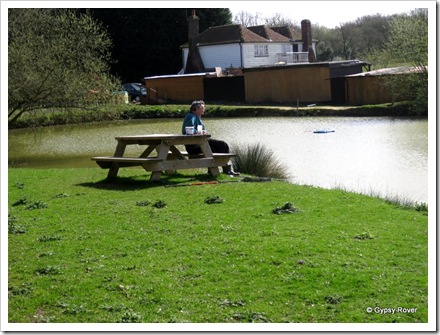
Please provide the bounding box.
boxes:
[190,100,205,117]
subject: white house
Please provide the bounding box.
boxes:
[181,12,317,73]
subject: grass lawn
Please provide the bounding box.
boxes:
[7,167,428,326]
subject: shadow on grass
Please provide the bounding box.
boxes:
[76,172,220,191]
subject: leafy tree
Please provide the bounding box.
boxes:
[352,14,392,57]
[312,25,335,61]
[314,14,393,62]
[386,9,427,68]
[365,9,428,114]
[198,8,233,29]
[86,8,232,82]
[314,24,348,61]
[8,8,119,124]
[337,23,356,60]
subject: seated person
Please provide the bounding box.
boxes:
[182,100,239,176]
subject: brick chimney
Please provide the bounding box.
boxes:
[301,19,316,62]
[185,10,205,74]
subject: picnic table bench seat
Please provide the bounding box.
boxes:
[91,156,163,169]
[180,151,237,158]
[190,153,236,167]
[176,152,237,166]
[92,153,236,170]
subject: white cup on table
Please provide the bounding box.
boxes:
[185,126,195,135]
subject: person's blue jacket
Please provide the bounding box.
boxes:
[182,111,205,134]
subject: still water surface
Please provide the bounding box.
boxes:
[8,117,428,203]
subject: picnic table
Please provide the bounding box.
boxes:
[91,134,236,181]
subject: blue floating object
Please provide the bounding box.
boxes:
[313,130,335,134]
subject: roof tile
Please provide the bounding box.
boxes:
[199,24,270,45]
[270,26,302,40]
[248,25,291,42]
[181,24,304,48]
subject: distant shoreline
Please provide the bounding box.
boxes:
[8,101,425,130]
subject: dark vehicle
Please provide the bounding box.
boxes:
[123,83,147,102]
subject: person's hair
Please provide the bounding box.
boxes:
[190,100,205,111]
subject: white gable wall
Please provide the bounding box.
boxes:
[199,44,242,69]
[182,44,241,71]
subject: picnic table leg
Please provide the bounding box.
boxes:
[168,146,185,160]
[107,141,126,179]
[139,144,158,158]
[199,141,220,177]
[150,142,170,181]
[162,145,186,175]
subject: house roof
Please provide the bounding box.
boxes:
[270,26,302,41]
[144,71,216,80]
[271,26,319,42]
[345,66,427,77]
[247,25,290,42]
[180,24,290,48]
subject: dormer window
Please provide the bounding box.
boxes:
[254,45,269,57]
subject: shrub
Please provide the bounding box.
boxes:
[415,202,428,212]
[232,143,289,179]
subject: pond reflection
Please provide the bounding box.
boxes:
[8,117,428,203]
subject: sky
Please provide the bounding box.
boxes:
[0,1,432,28]
[227,1,430,28]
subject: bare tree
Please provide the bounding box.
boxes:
[233,10,297,28]
[233,10,263,26]
[264,13,296,27]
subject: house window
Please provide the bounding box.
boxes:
[254,45,269,57]
[281,44,292,53]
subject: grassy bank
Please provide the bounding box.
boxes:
[8,101,421,129]
[8,167,428,324]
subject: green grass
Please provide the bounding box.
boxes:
[8,168,428,323]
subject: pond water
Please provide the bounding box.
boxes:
[8,116,428,204]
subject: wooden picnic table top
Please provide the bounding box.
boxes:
[115,134,211,141]
[92,133,234,181]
